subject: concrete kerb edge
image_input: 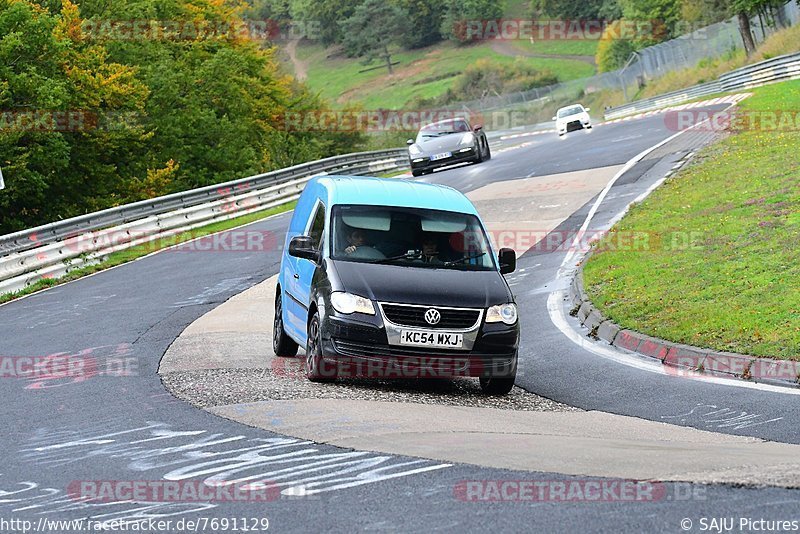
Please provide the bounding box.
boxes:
[567,262,800,389]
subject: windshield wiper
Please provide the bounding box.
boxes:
[444,252,486,266]
[363,251,420,264]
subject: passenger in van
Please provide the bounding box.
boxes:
[420,233,443,264]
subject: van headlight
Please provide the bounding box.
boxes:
[330,292,375,315]
[486,303,517,325]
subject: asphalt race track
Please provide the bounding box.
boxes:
[2,104,799,533]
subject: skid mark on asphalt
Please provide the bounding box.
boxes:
[661,404,784,430]
[5,421,450,527]
[11,294,118,330]
[170,277,252,308]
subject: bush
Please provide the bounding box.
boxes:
[595,20,637,72]
[431,58,558,104]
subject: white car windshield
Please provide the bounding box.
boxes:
[558,106,584,118]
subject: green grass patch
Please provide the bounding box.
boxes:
[300,41,595,110]
[507,39,599,57]
[0,201,297,305]
[583,78,800,360]
[504,0,531,18]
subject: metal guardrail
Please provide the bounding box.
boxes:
[0,148,409,295]
[603,81,723,120]
[719,51,800,90]
[604,51,800,120]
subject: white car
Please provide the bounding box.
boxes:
[553,104,592,137]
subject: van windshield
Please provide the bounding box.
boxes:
[330,205,496,271]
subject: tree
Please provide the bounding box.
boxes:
[246,0,293,23]
[339,0,404,74]
[392,0,445,49]
[680,0,729,25]
[440,0,505,41]
[618,0,682,41]
[595,19,637,71]
[531,0,622,20]
[0,0,149,232]
[736,10,757,55]
[0,0,365,233]
[728,0,783,56]
[291,0,361,46]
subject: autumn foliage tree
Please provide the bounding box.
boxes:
[0,0,363,234]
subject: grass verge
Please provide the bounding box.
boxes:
[0,201,297,306]
[583,78,800,360]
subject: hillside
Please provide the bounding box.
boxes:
[290,40,596,110]
[281,0,599,111]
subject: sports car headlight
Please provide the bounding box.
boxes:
[409,144,423,156]
[459,132,475,146]
[330,292,375,315]
[486,303,517,325]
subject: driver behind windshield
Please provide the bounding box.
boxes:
[344,228,368,254]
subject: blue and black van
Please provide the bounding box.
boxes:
[274,175,519,394]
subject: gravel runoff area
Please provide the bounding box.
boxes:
[160,359,578,412]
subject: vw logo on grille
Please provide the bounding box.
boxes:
[424,308,441,325]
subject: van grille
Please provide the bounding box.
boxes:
[380,303,481,329]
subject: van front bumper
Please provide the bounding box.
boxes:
[320,314,519,378]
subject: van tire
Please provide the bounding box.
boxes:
[306,312,337,382]
[273,292,298,357]
[479,375,515,395]
[479,353,517,395]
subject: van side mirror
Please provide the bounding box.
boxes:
[289,235,320,262]
[498,248,516,274]
[585,107,590,112]
[551,116,557,121]
[406,139,414,146]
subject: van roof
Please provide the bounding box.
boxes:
[315,175,478,215]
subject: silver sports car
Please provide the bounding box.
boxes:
[407,118,491,177]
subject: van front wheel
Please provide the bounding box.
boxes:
[479,375,515,395]
[479,354,517,395]
[273,292,298,357]
[306,312,337,382]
